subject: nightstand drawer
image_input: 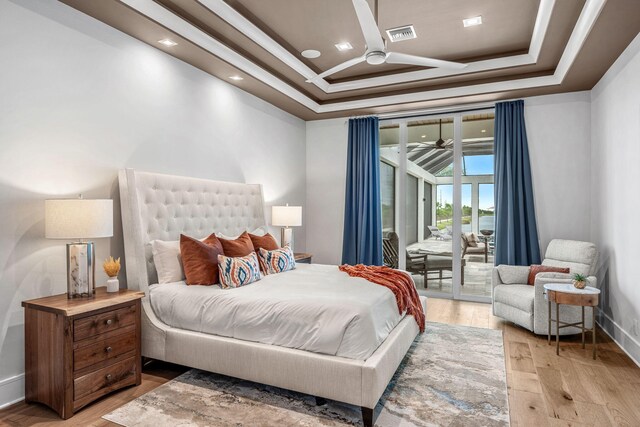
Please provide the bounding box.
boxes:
[74,304,136,341]
[74,356,137,401]
[74,327,136,371]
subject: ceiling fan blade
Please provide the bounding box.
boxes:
[307,55,366,82]
[386,52,466,69]
[352,0,385,52]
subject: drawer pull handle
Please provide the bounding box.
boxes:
[105,319,113,326]
[105,374,113,381]
[105,346,113,353]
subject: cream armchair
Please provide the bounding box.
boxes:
[492,239,598,335]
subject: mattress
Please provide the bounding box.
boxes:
[149,263,407,360]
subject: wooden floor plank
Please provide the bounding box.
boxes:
[508,371,543,394]
[537,367,581,422]
[510,389,551,426]
[510,341,537,373]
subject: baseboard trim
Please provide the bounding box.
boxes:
[0,373,24,410]
[596,309,640,368]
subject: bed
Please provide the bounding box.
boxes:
[118,169,425,426]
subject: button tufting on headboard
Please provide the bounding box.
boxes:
[119,169,266,292]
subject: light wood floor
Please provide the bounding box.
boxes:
[2,299,639,426]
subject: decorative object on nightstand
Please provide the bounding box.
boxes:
[45,196,113,298]
[294,253,312,264]
[544,283,600,359]
[22,288,144,419]
[103,256,121,293]
[271,204,302,249]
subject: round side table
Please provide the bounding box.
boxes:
[543,283,600,359]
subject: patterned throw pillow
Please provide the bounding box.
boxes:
[258,246,296,275]
[217,252,261,288]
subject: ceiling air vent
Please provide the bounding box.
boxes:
[385,25,417,43]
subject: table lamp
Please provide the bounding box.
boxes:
[45,197,113,298]
[271,205,302,249]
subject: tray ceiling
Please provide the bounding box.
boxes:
[60,0,640,120]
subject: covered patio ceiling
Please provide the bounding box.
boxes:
[381,115,494,175]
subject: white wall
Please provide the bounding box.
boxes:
[305,119,348,264]
[0,0,306,407]
[305,92,592,264]
[590,33,640,364]
[524,92,592,252]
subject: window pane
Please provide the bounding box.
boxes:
[380,161,395,232]
[464,155,494,175]
[479,183,494,232]
[462,184,472,233]
[423,182,432,239]
[406,174,418,244]
[436,184,452,230]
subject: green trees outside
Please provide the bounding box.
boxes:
[436,201,493,229]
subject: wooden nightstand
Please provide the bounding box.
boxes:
[22,287,144,419]
[294,253,313,264]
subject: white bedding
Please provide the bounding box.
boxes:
[149,263,407,360]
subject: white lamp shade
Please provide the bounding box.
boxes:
[45,199,113,239]
[271,205,302,227]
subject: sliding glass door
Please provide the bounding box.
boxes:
[380,110,494,302]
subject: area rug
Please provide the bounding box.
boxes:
[103,322,509,426]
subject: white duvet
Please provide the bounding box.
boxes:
[149,263,406,360]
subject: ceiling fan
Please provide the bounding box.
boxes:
[307,0,466,82]
[410,119,453,152]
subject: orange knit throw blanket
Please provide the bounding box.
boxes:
[339,264,425,333]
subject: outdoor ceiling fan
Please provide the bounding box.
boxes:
[307,0,466,82]
[412,119,453,151]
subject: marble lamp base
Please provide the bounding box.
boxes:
[66,242,95,299]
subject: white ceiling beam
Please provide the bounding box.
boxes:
[197,0,329,92]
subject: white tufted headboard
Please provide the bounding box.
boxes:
[119,169,266,293]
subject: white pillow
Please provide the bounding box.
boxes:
[150,239,185,284]
[217,227,267,240]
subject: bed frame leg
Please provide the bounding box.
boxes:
[315,396,327,406]
[361,406,374,427]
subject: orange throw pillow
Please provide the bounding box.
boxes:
[249,233,279,252]
[527,264,570,286]
[180,233,224,285]
[218,231,255,257]
[249,233,279,272]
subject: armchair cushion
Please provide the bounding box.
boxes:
[495,265,530,284]
[542,239,597,276]
[494,285,534,313]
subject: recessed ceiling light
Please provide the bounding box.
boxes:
[229,75,244,81]
[335,42,353,52]
[481,129,487,133]
[421,135,426,138]
[158,38,177,47]
[463,16,482,27]
[301,49,321,59]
